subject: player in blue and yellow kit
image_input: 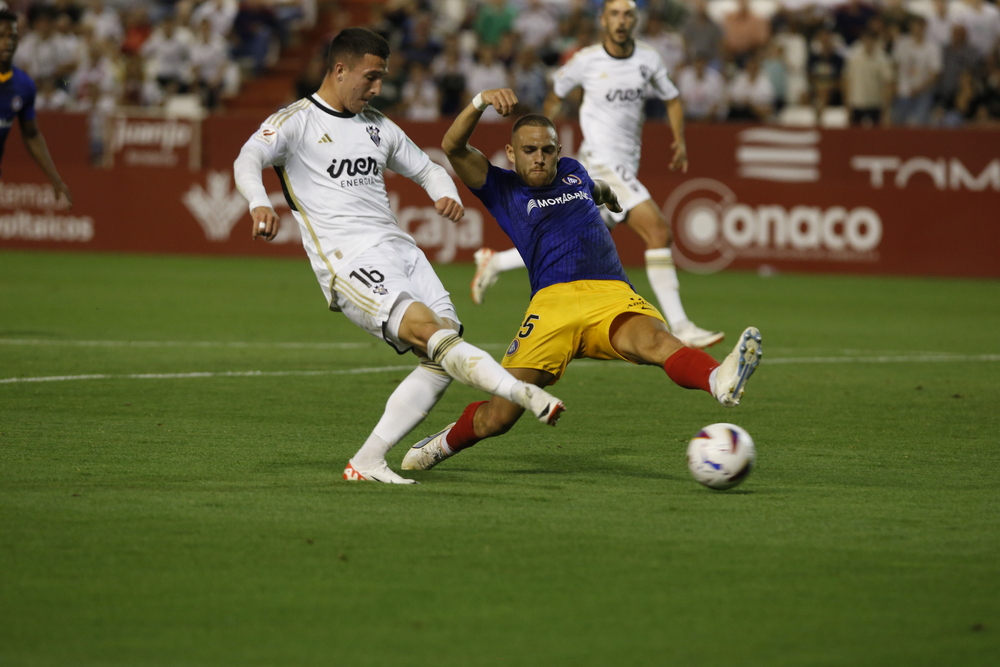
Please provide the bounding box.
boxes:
[400,88,763,473]
[0,10,72,206]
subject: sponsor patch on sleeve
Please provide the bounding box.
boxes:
[253,124,278,146]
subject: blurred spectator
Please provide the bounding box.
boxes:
[402,13,441,67]
[121,53,163,106]
[495,30,519,68]
[834,0,878,46]
[80,0,123,45]
[15,10,74,87]
[932,23,982,125]
[141,13,193,92]
[294,49,325,99]
[53,12,83,81]
[968,55,1000,123]
[465,43,509,122]
[843,29,894,125]
[50,0,82,24]
[368,50,407,114]
[761,40,789,109]
[232,0,277,76]
[401,61,440,121]
[643,11,685,76]
[120,6,153,56]
[677,56,727,120]
[71,38,120,108]
[774,16,809,105]
[682,0,722,64]
[557,14,596,65]
[951,0,1000,60]
[925,0,954,49]
[722,0,771,65]
[892,16,940,126]
[431,33,469,115]
[35,75,72,109]
[512,46,547,112]
[191,18,232,109]
[475,0,516,47]
[728,55,776,120]
[808,28,845,111]
[880,0,914,39]
[515,0,560,52]
[190,0,238,38]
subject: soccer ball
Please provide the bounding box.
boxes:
[686,423,756,490]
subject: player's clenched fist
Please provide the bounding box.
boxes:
[483,89,518,117]
[251,206,280,241]
[436,197,465,222]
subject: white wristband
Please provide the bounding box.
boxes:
[472,92,488,111]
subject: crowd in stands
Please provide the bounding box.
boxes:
[6,0,1000,129]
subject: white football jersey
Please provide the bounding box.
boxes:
[238,95,452,267]
[552,41,679,167]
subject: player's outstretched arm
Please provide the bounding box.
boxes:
[442,89,517,189]
[592,179,623,213]
[19,118,71,208]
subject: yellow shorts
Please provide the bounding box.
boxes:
[501,280,665,381]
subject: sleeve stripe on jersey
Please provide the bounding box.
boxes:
[275,166,339,297]
[267,98,310,128]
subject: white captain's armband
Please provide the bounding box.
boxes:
[253,124,279,146]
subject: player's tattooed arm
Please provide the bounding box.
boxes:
[592,180,622,213]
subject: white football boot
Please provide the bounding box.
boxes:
[343,459,418,484]
[470,248,500,305]
[713,327,762,407]
[673,321,725,349]
[511,383,566,425]
[401,423,456,471]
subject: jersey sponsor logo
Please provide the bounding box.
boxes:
[367,125,381,147]
[526,190,592,214]
[562,174,582,186]
[327,157,380,179]
[10,96,22,112]
[605,88,645,102]
[254,126,277,146]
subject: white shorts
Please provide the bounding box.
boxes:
[329,238,460,354]
[578,149,651,226]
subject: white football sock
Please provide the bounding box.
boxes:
[426,329,520,400]
[493,248,527,273]
[645,248,689,329]
[350,360,452,469]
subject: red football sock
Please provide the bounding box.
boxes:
[444,400,489,452]
[663,347,719,393]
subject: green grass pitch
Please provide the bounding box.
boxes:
[1,249,998,666]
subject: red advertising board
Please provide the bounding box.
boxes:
[2,112,998,278]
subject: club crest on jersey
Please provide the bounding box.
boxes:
[639,65,651,81]
[562,174,582,186]
[10,96,22,112]
[366,125,381,147]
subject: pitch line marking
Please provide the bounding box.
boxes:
[1,354,998,385]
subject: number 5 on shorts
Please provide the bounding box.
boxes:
[518,314,540,339]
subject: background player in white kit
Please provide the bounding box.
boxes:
[233,28,565,484]
[472,0,724,350]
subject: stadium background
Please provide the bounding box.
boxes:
[1,0,998,277]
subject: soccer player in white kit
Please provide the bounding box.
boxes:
[471,0,724,349]
[233,28,565,484]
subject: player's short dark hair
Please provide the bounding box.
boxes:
[0,9,18,24]
[512,114,557,137]
[326,28,390,71]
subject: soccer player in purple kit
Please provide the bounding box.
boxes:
[0,9,72,207]
[400,88,762,473]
